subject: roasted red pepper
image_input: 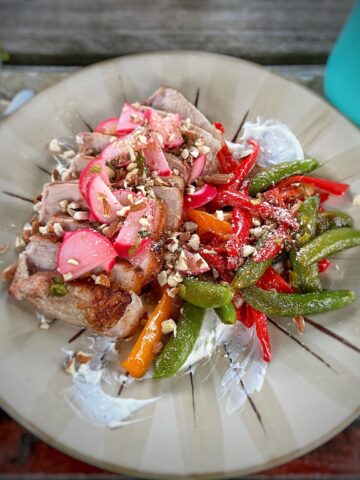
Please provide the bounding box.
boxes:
[227,140,259,191]
[250,307,271,362]
[276,175,349,196]
[318,258,331,272]
[217,144,238,173]
[257,266,295,293]
[237,303,254,328]
[200,249,233,283]
[253,225,288,263]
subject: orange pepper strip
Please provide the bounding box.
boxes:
[122,292,172,378]
[187,209,232,237]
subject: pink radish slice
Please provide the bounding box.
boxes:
[188,154,206,183]
[57,229,117,280]
[87,175,122,224]
[114,203,149,257]
[116,102,146,134]
[148,109,183,148]
[79,157,109,201]
[143,135,171,176]
[184,184,217,209]
[177,250,210,275]
[94,117,119,135]
[100,138,129,166]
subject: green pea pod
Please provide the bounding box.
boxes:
[296,228,360,267]
[179,279,233,308]
[241,286,355,317]
[290,196,322,293]
[215,302,236,324]
[249,158,320,196]
[316,211,353,235]
[153,302,205,378]
[232,256,272,290]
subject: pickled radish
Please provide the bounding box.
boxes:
[184,184,217,209]
[147,109,183,148]
[188,154,206,183]
[79,157,109,201]
[94,117,119,135]
[116,102,147,134]
[143,134,171,176]
[87,175,122,223]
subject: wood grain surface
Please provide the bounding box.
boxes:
[0,0,354,66]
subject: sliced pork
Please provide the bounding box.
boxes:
[39,181,87,224]
[153,186,183,232]
[165,153,191,183]
[25,234,59,272]
[76,132,114,154]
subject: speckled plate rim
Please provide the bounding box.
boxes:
[0,51,359,480]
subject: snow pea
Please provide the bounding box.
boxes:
[296,228,360,267]
[232,256,272,290]
[241,286,355,317]
[316,211,353,235]
[215,302,236,324]
[153,302,205,378]
[179,278,234,308]
[249,158,320,196]
[290,196,322,293]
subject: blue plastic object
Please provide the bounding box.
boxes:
[324,1,360,127]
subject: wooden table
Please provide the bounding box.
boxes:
[0,1,359,478]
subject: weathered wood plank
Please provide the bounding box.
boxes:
[0,65,325,103]
[0,0,353,66]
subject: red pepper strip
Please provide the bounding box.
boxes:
[249,306,271,362]
[237,303,254,328]
[227,140,259,191]
[240,179,250,195]
[216,190,299,230]
[214,122,225,134]
[257,266,295,293]
[252,225,287,263]
[217,144,238,174]
[200,250,233,283]
[232,208,252,243]
[276,175,349,196]
[262,187,286,208]
[320,192,329,204]
[318,258,331,272]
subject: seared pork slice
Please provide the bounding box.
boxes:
[39,181,87,224]
[182,123,222,175]
[9,254,144,338]
[76,132,114,155]
[63,154,92,180]
[47,214,91,231]
[165,153,191,183]
[158,174,185,190]
[111,261,145,294]
[153,186,183,232]
[149,199,168,241]
[146,86,221,139]
[25,234,59,272]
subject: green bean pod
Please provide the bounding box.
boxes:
[249,158,320,196]
[215,302,237,324]
[241,286,355,317]
[316,211,353,235]
[296,228,360,267]
[232,256,273,290]
[179,279,233,308]
[153,302,205,378]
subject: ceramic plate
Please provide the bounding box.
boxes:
[0,52,359,479]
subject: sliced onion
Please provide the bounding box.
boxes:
[57,229,117,280]
[184,184,217,209]
[94,117,119,136]
[79,156,109,201]
[188,154,206,183]
[87,175,122,224]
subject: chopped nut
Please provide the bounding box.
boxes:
[161,319,177,336]
[61,149,75,160]
[243,245,256,257]
[139,217,150,227]
[353,195,360,206]
[194,138,204,147]
[63,272,73,282]
[167,273,181,287]
[64,357,76,375]
[186,185,196,195]
[127,193,134,203]
[76,351,93,364]
[0,242,9,255]
[53,222,64,237]
[67,258,80,266]
[215,210,225,221]
[293,315,305,334]
[1,263,17,282]
[127,162,138,171]
[189,146,199,158]
[188,233,200,251]
[59,199,69,212]
[184,221,198,232]
[212,267,219,279]
[157,271,168,287]
[181,148,190,160]
[33,202,42,212]
[38,225,48,235]
[15,236,26,250]
[94,274,111,287]
[251,226,263,238]
[168,287,179,298]
[199,145,211,154]
[203,173,233,185]
[167,237,179,253]
[49,138,61,153]
[117,205,131,217]
[152,341,164,355]
[73,211,90,221]
[175,250,188,271]
[102,220,121,238]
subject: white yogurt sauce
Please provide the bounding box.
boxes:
[227,117,304,168]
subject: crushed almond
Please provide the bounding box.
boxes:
[293,315,305,334]
[38,225,48,235]
[67,258,80,266]
[59,199,69,212]
[188,234,200,251]
[161,319,177,336]
[1,263,17,282]
[166,237,179,253]
[63,272,73,282]
[181,148,190,160]
[15,236,26,250]
[94,274,111,287]
[215,210,225,221]
[49,138,61,153]
[243,245,256,257]
[251,226,263,238]
[184,221,198,232]
[117,205,131,217]
[175,250,188,271]
[53,222,64,237]
[199,145,211,154]
[73,211,90,221]
[157,271,168,287]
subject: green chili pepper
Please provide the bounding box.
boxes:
[241,286,355,317]
[290,196,322,293]
[153,302,205,378]
[179,279,233,308]
[296,228,360,267]
[232,256,272,290]
[249,158,320,196]
[316,211,353,235]
[215,302,236,324]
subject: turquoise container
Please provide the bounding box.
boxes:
[324,1,360,127]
